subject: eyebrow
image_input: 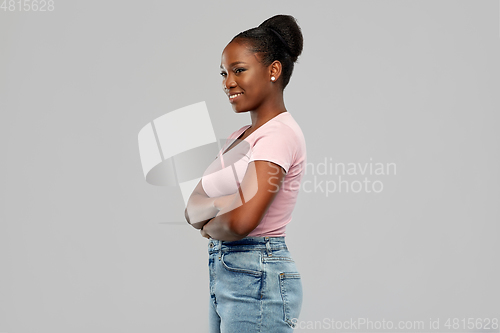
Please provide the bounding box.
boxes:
[220,61,247,69]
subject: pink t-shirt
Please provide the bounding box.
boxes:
[201,112,307,237]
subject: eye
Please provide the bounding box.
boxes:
[220,68,245,77]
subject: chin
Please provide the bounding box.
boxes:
[232,105,247,113]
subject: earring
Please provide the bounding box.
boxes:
[271,76,276,81]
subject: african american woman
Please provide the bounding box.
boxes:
[185,14,307,333]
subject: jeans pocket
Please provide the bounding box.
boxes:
[221,251,263,276]
[220,251,264,301]
[279,272,303,329]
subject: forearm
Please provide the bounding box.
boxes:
[185,193,219,229]
[190,217,213,230]
[185,192,239,230]
[202,193,246,241]
[202,214,243,241]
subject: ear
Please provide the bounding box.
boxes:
[269,60,283,81]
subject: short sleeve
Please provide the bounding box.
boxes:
[248,123,295,174]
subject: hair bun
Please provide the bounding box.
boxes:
[258,14,303,63]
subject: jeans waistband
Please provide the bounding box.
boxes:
[208,236,287,254]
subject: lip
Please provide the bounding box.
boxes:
[228,92,243,103]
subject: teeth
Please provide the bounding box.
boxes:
[230,93,242,98]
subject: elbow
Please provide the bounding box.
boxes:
[185,207,208,230]
[184,207,191,225]
[226,214,255,241]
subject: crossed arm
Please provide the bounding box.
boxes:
[184,160,286,241]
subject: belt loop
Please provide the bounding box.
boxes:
[265,237,272,257]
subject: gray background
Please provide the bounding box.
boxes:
[1,0,499,332]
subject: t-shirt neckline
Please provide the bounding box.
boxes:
[223,112,289,155]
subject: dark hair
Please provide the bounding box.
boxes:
[230,14,303,89]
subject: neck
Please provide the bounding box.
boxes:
[248,95,287,130]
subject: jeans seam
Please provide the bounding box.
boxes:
[258,270,265,332]
[279,272,301,328]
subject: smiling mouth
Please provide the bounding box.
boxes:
[229,93,243,99]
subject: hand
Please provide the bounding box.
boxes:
[200,226,211,239]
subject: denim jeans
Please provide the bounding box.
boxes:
[208,236,303,333]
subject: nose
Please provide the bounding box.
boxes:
[223,74,237,92]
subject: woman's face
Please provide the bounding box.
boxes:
[220,41,272,112]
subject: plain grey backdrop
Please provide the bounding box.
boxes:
[1,0,499,332]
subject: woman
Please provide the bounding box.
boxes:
[185,14,306,333]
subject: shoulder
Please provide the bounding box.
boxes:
[256,119,295,138]
[252,118,302,148]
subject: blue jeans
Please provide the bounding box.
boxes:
[208,236,303,333]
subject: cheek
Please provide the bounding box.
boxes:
[243,75,265,93]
